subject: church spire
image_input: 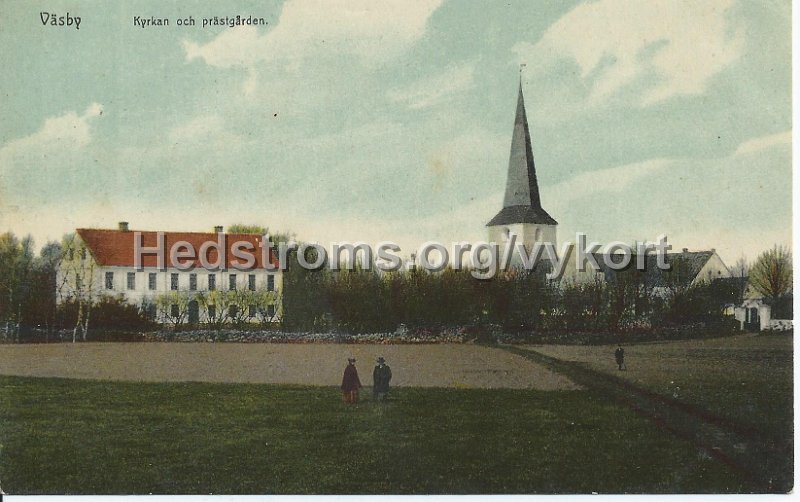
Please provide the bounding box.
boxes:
[487,83,557,227]
[504,82,542,208]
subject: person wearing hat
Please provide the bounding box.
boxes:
[614,345,626,371]
[341,357,362,404]
[373,356,392,400]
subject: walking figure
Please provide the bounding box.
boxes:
[615,345,626,371]
[373,356,392,400]
[341,357,362,404]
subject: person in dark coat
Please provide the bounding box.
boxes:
[373,356,392,400]
[614,345,625,371]
[341,358,362,403]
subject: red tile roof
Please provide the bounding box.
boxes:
[76,229,279,270]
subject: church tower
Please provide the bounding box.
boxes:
[487,82,557,250]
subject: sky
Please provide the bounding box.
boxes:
[0,0,792,265]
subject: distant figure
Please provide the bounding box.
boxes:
[615,345,626,371]
[373,356,392,400]
[341,358,362,404]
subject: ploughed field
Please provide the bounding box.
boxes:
[0,342,578,390]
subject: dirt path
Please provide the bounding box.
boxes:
[0,342,579,391]
[503,345,792,493]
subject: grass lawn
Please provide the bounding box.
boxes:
[0,376,745,494]
[530,333,793,444]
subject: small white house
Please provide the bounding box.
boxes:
[734,298,772,331]
[733,295,793,332]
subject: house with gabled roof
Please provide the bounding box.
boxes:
[586,249,730,288]
[57,222,282,325]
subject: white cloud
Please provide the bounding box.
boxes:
[734,130,791,156]
[547,158,673,212]
[184,0,443,69]
[0,103,103,155]
[167,114,242,147]
[388,64,476,109]
[515,0,743,106]
[0,103,104,200]
[0,103,106,225]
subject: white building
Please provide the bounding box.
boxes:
[57,223,282,324]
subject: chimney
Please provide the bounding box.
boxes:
[711,248,716,254]
[214,225,224,233]
[682,248,689,253]
[118,221,129,232]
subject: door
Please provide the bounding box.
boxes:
[188,300,200,324]
[745,307,760,331]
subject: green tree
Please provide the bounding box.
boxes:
[155,291,191,329]
[227,224,268,234]
[0,232,35,339]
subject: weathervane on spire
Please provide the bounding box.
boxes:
[519,63,527,83]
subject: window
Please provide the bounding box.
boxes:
[248,274,256,291]
[267,274,275,291]
[229,305,239,317]
[148,273,157,291]
[75,274,82,290]
[208,273,216,291]
[189,273,197,291]
[105,272,114,290]
[127,272,136,290]
[267,304,276,318]
[249,304,257,317]
[229,274,237,290]
[68,248,74,260]
[170,304,179,318]
[80,248,87,260]
[171,273,179,291]
[208,305,216,319]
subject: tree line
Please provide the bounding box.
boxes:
[0,228,793,340]
[282,258,739,334]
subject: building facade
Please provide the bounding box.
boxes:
[57,223,282,325]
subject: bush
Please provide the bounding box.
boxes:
[57,296,156,332]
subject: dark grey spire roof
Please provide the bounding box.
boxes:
[487,83,557,227]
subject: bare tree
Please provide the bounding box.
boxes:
[732,255,749,303]
[57,234,100,342]
[749,245,792,304]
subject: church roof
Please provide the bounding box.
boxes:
[488,83,557,227]
[592,251,718,287]
[528,251,723,287]
[487,205,557,226]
